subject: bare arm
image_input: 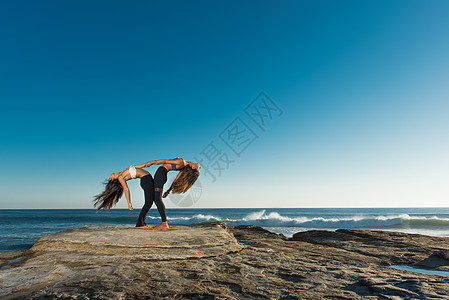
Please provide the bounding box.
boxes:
[163,171,183,198]
[136,158,186,169]
[135,160,155,169]
[118,176,133,210]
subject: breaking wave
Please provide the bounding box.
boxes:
[162,210,449,229]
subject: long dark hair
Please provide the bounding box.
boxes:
[171,165,200,194]
[93,179,123,212]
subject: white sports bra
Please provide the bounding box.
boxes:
[129,165,137,179]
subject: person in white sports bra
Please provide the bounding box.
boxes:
[93,165,148,212]
[93,158,201,230]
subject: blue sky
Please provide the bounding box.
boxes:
[1,1,448,208]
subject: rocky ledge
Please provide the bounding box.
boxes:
[0,221,448,299]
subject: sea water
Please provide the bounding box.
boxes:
[390,265,449,277]
[1,207,449,252]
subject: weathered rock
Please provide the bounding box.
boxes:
[1,222,449,299]
[442,250,449,261]
[292,229,449,269]
[31,221,242,259]
[0,221,243,299]
[0,251,25,268]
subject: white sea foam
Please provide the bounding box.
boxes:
[158,210,449,229]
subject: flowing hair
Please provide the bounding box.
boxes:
[93,179,123,212]
[171,165,200,194]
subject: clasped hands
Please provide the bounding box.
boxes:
[136,160,161,169]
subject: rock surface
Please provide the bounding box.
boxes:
[31,223,242,259]
[0,221,449,299]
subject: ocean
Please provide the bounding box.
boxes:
[1,207,449,252]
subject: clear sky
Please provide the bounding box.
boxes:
[1,1,448,209]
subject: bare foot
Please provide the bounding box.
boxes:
[152,222,169,230]
[136,225,151,229]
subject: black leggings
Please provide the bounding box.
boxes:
[136,167,168,227]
